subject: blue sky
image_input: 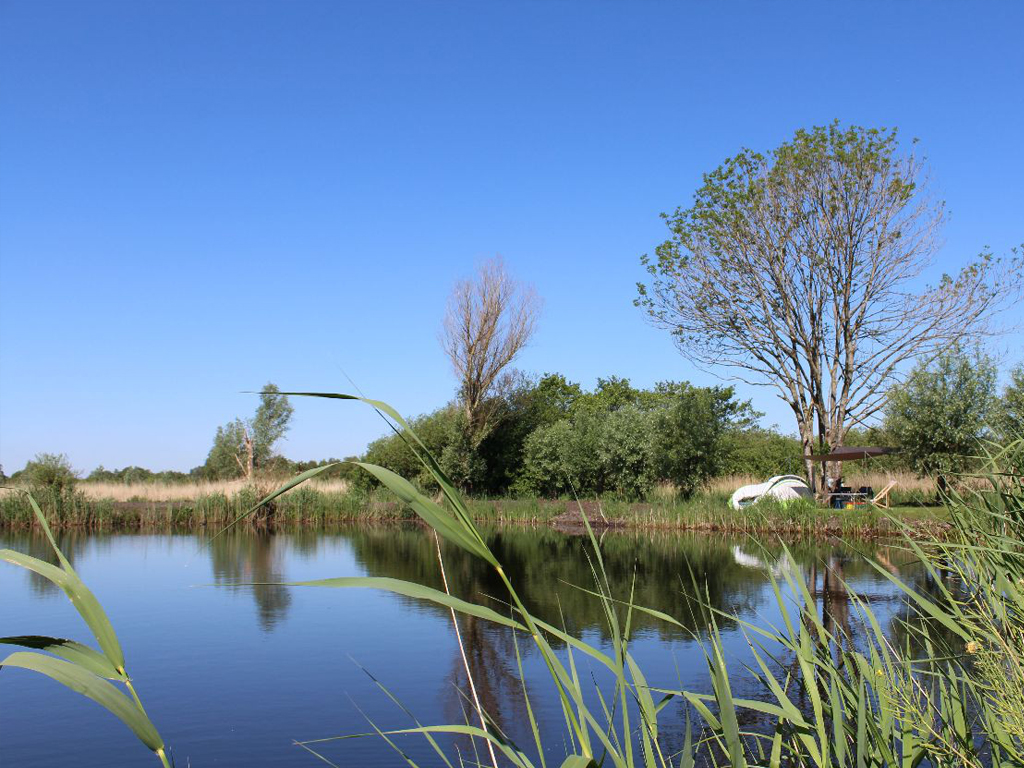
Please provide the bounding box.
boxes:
[1,1,1022,474]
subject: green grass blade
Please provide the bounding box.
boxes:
[512,628,546,768]
[0,651,164,753]
[1,548,69,586]
[352,463,496,565]
[210,462,342,539]
[0,636,121,680]
[1,538,127,674]
[281,576,526,630]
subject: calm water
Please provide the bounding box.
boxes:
[0,525,922,767]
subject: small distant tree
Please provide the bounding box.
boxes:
[997,363,1024,441]
[637,122,1022,492]
[441,257,541,448]
[20,453,78,493]
[202,383,294,480]
[884,346,997,492]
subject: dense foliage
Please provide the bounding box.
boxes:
[884,346,998,487]
[998,363,1024,440]
[7,452,79,494]
[87,465,193,484]
[360,374,769,499]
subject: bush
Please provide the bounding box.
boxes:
[598,407,658,499]
[718,428,805,477]
[655,386,749,495]
[515,408,657,500]
[358,406,464,491]
[884,345,998,488]
[18,453,78,493]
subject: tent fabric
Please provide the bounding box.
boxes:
[729,475,813,510]
[807,446,896,462]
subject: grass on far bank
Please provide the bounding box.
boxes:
[67,470,937,505]
[0,474,948,537]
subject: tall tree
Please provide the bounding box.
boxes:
[441,256,541,447]
[250,383,295,467]
[202,383,294,480]
[883,346,997,492]
[636,122,1021,490]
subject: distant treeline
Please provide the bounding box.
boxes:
[15,357,1013,502]
[4,374,811,500]
[84,457,354,485]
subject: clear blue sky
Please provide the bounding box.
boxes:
[1,1,1022,474]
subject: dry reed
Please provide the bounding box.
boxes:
[76,478,350,502]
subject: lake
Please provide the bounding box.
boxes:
[0,525,921,767]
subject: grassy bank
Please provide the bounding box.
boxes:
[0,482,948,536]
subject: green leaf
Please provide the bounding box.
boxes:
[709,643,747,768]
[0,546,126,673]
[559,757,597,768]
[210,462,342,539]
[352,462,496,565]
[0,651,164,753]
[0,636,122,680]
[283,576,526,630]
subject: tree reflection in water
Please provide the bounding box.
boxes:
[2,529,90,597]
[208,530,292,631]
[342,524,924,744]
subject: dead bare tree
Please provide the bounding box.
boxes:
[441,256,541,444]
[637,123,1022,492]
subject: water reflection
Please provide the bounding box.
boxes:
[0,525,944,768]
[3,524,927,644]
[343,526,917,640]
[1,529,90,597]
[207,531,293,630]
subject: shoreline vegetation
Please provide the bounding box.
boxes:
[0,471,950,537]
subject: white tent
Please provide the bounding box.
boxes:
[729,475,813,510]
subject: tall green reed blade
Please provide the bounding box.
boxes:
[233,394,650,762]
[234,396,1024,768]
[0,492,170,766]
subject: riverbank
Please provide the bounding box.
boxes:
[0,485,949,538]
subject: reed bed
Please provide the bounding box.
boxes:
[76,477,350,502]
[0,484,949,535]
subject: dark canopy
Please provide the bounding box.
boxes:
[808,446,897,462]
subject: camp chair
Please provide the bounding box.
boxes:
[871,480,898,509]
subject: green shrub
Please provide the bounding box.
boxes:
[516,408,657,499]
[718,427,805,477]
[17,452,78,494]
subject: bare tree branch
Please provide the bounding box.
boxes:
[441,256,541,443]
